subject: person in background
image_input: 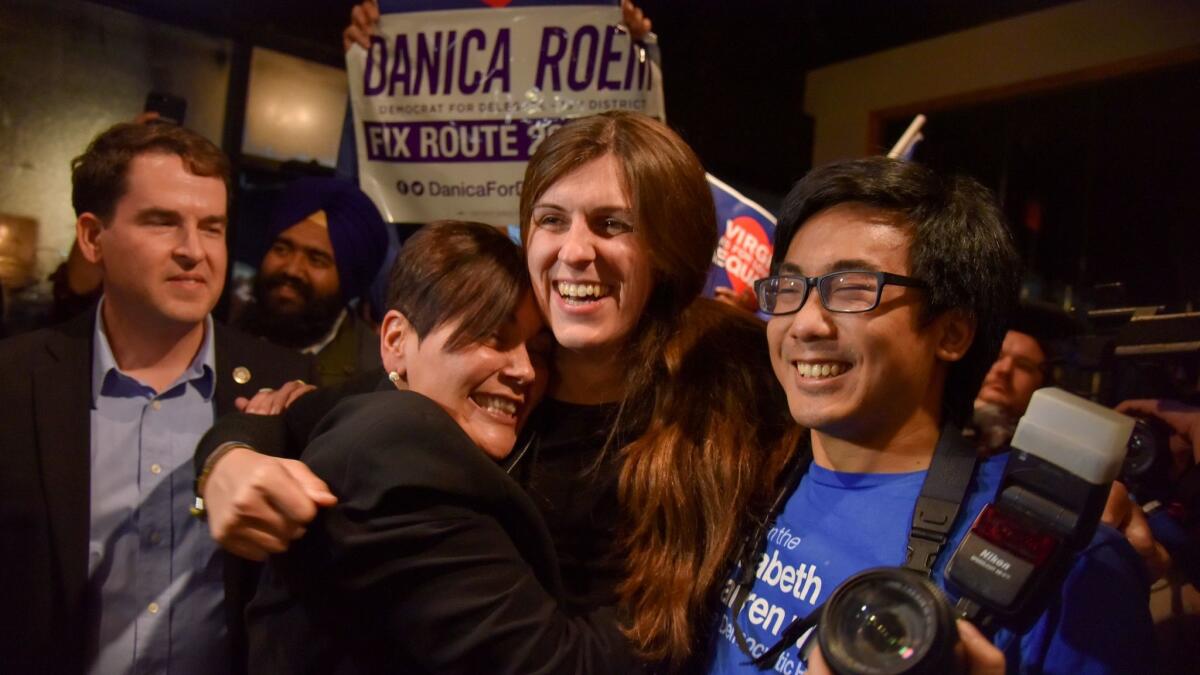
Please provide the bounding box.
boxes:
[971,328,1049,446]
[237,177,387,387]
[968,314,1177,584]
[0,122,313,674]
[970,302,1075,455]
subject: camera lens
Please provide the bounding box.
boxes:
[1124,420,1158,476]
[818,567,957,675]
[1120,416,1175,504]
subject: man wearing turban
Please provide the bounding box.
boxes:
[239,177,387,386]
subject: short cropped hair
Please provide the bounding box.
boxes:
[774,157,1022,426]
[71,122,230,221]
[386,220,529,350]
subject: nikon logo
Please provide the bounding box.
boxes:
[978,548,1012,571]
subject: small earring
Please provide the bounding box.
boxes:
[388,371,401,385]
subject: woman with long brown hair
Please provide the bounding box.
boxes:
[514,111,797,667]
[196,112,798,670]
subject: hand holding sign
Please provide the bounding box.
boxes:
[344,0,381,52]
[344,0,651,53]
[621,0,651,40]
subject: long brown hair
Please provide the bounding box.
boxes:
[520,112,798,668]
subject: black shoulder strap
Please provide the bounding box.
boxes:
[904,421,978,575]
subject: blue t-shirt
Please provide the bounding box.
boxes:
[707,453,1155,675]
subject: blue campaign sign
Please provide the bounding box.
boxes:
[704,174,776,318]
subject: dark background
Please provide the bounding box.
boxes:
[96,0,1075,195]
[882,60,1200,308]
[92,0,1198,311]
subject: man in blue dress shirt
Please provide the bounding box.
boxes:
[0,122,312,674]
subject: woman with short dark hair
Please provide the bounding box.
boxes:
[244,220,638,673]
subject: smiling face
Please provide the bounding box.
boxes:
[386,293,551,460]
[79,152,227,329]
[525,153,654,360]
[766,203,961,445]
[259,215,342,315]
[246,214,346,348]
[975,330,1046,417]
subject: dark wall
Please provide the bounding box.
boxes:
[638,1,810,204]
[882,60,1200,309]
[636,0,1072,206]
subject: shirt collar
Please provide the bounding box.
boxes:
[91,297,216,404]
[301,308,348,355]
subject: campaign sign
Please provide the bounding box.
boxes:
[349,0,665,223]
[704,174,777,318]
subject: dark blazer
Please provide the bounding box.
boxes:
[246,388,637,674]
[0,307,314,674]
[314,312,382,388]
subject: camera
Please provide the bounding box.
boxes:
[816,389,1133,674]
[1120,416,1175,505]
[817,567,959,675]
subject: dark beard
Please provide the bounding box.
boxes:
[239,272,345,350]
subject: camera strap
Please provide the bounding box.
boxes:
[905,422,978,575]
[733,421,978,668]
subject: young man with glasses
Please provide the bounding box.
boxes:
[706,157,1153,674]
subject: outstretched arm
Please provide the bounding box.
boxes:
[249,392,643,673]
[195,378,364,560]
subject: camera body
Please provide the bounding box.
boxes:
[943,388,1131,632]
[1120,416,1175,504]
[818,389,1133,674]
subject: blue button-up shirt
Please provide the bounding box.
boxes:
[87,303,229,675]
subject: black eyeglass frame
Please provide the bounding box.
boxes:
[754,270,927,316]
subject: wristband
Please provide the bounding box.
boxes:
[190,442,251,519]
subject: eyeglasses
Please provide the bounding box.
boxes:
[754,270,927,315]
